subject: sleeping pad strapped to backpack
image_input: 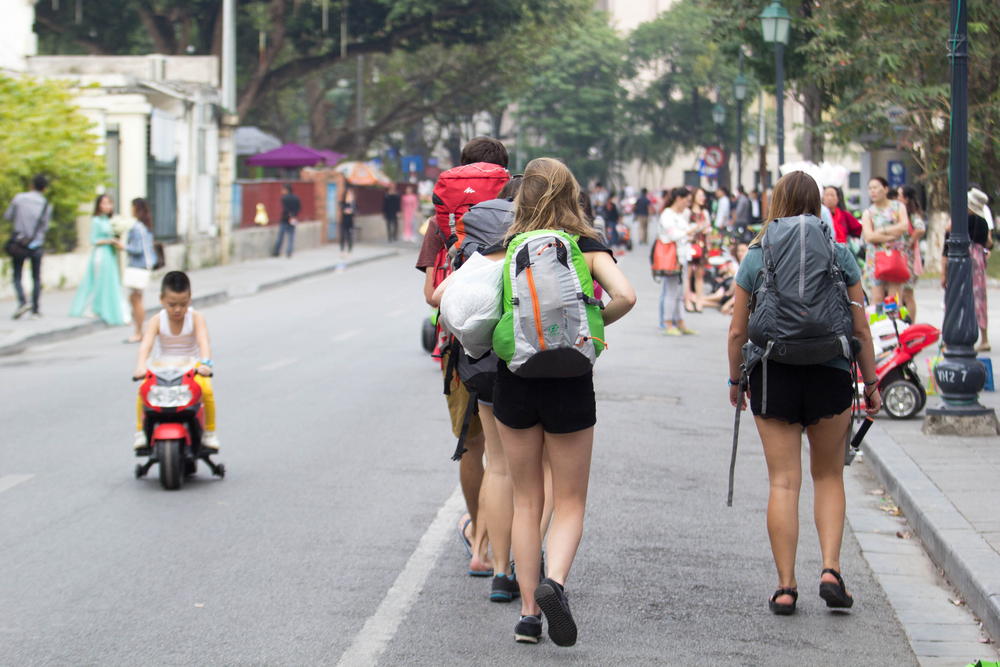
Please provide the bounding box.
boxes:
[493,230,606,378]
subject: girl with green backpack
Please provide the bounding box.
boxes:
[484,158,635,645]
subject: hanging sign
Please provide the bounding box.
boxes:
[704,146,726,169]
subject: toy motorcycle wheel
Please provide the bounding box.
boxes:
[883,380,922,419]
[421,317,436,353]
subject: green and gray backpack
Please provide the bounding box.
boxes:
[492,229,606,377]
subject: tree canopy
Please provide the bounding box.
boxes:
[0,75,105,253]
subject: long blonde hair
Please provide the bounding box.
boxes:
[505,158,600,242]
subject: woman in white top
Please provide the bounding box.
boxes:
[658,187,696,335]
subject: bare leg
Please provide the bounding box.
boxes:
[460,432,492,571]
[128,291,144,342]
[806,410,852,595]
[902,288,917,322]
[542,427,595,587]
[693,265,706,310]
[499,422,546,616]
[540,446,554,543]
[479,404,512,576]
[870,284,886,310]
[756,416,804,606]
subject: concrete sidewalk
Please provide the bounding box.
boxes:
[863,284,1000,647]
[0,243,405,356]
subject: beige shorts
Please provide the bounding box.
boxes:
[442,351,483,440]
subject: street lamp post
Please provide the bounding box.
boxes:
[734,53,748,191]
[925,0,998,433]
[759,1,790,171]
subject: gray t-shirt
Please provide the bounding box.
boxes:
[736,243,861,372]
[4,191,52,249]
[734,195,752,225]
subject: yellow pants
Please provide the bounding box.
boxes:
[137,374,216,432]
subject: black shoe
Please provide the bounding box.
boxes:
[514,614,542,643]
[534,578,577,647]
[768,587,798,615]
[491,572,520,602]
[819,569,854,609]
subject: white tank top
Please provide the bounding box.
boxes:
[153,309,200,361]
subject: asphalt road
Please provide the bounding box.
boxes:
[0,249,917,666]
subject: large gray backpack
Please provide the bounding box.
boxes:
[451,198,515,270]
[743,214,857,414]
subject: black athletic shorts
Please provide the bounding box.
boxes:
[492,361,597,434]
[749,361,853,427]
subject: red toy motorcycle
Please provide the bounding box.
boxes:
[861,321,940,419]
[134,360,225,489]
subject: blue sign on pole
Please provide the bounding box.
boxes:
[887,160,906,188]
[401,155,423,175]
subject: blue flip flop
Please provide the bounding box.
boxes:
[457,517,473,558]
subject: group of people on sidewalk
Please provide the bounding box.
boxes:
[5,176,158,343]
[417,138,636,646]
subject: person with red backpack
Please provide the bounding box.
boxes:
[415,137,510,577]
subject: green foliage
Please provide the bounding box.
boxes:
[519,11,628,183]
[806,0,1000,210]
[627,0,757,171]
[0,75,105,252]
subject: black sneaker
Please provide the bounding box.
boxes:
[535,578,577,647]
[514,614,542,643]
[490,572,520,602]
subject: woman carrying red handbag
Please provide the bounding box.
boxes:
[861,177,912,310]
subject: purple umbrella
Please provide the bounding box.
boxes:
[245,143,326,168]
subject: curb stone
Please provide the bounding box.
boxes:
[0,250,398,357]
[862,423,1000,643]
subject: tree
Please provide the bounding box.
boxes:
[518,11,628,185]
[34,0,580,119]
[627,0,756,188]
[707,0,838,164]
[0,76,105,253]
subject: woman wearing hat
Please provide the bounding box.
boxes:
[942,188,993,351]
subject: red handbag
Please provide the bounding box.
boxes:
[874,246,911,283]
[651,240,679,275]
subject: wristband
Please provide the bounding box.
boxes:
[864,380,877,386]
[728,378,741,387]
[200,358,213,368]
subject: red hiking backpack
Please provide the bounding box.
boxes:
[432,162,510,256]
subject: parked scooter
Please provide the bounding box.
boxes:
[860,298,940,419]
[134,359,225,489]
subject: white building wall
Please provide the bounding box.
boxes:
[0,0,36,72]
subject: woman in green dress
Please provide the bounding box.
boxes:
[70,194,129,326]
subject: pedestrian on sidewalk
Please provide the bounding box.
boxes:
[685,187,711,313]
[69,194,128,326]
[635,188,651,245]
[400,185,419,243]
[340,187,357,258]
[823,186,862,245]
[728,170,882,616]
[383,184,401,243]
[942,190,993,351]
[658,187,696,335]
[485,157,635,646]
[123,198,156,343]
[898,185,927,322]
[603,191,621,255]
[273,184,300,258]
[862,177,912,311]
[713,187,731,230]
[5,174,52,320]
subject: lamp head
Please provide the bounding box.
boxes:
[712,103,726,126]
[734,73,749,101]
[759,0,791,45]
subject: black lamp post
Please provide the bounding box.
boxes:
[759,0,790,170]
[712,102,726,186]
[734,55,748,191]
[927,0,995,427]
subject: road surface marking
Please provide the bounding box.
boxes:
[257,358,298,372]
[0,475,34,495]
[331,329,362,343]
[335,484,464,667]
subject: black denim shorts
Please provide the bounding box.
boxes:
[492,361,597,434]
[749,361,853,426]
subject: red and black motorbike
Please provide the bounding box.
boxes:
[134,360,225,489]
[860,320,940,419]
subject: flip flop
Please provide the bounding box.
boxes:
[457,517,473,558]
[469,567,494,577]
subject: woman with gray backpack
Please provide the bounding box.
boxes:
[727,171,882,615]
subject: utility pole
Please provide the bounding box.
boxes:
[356,54,364,158]
[925,0,999,434]
[221,0,236,112]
